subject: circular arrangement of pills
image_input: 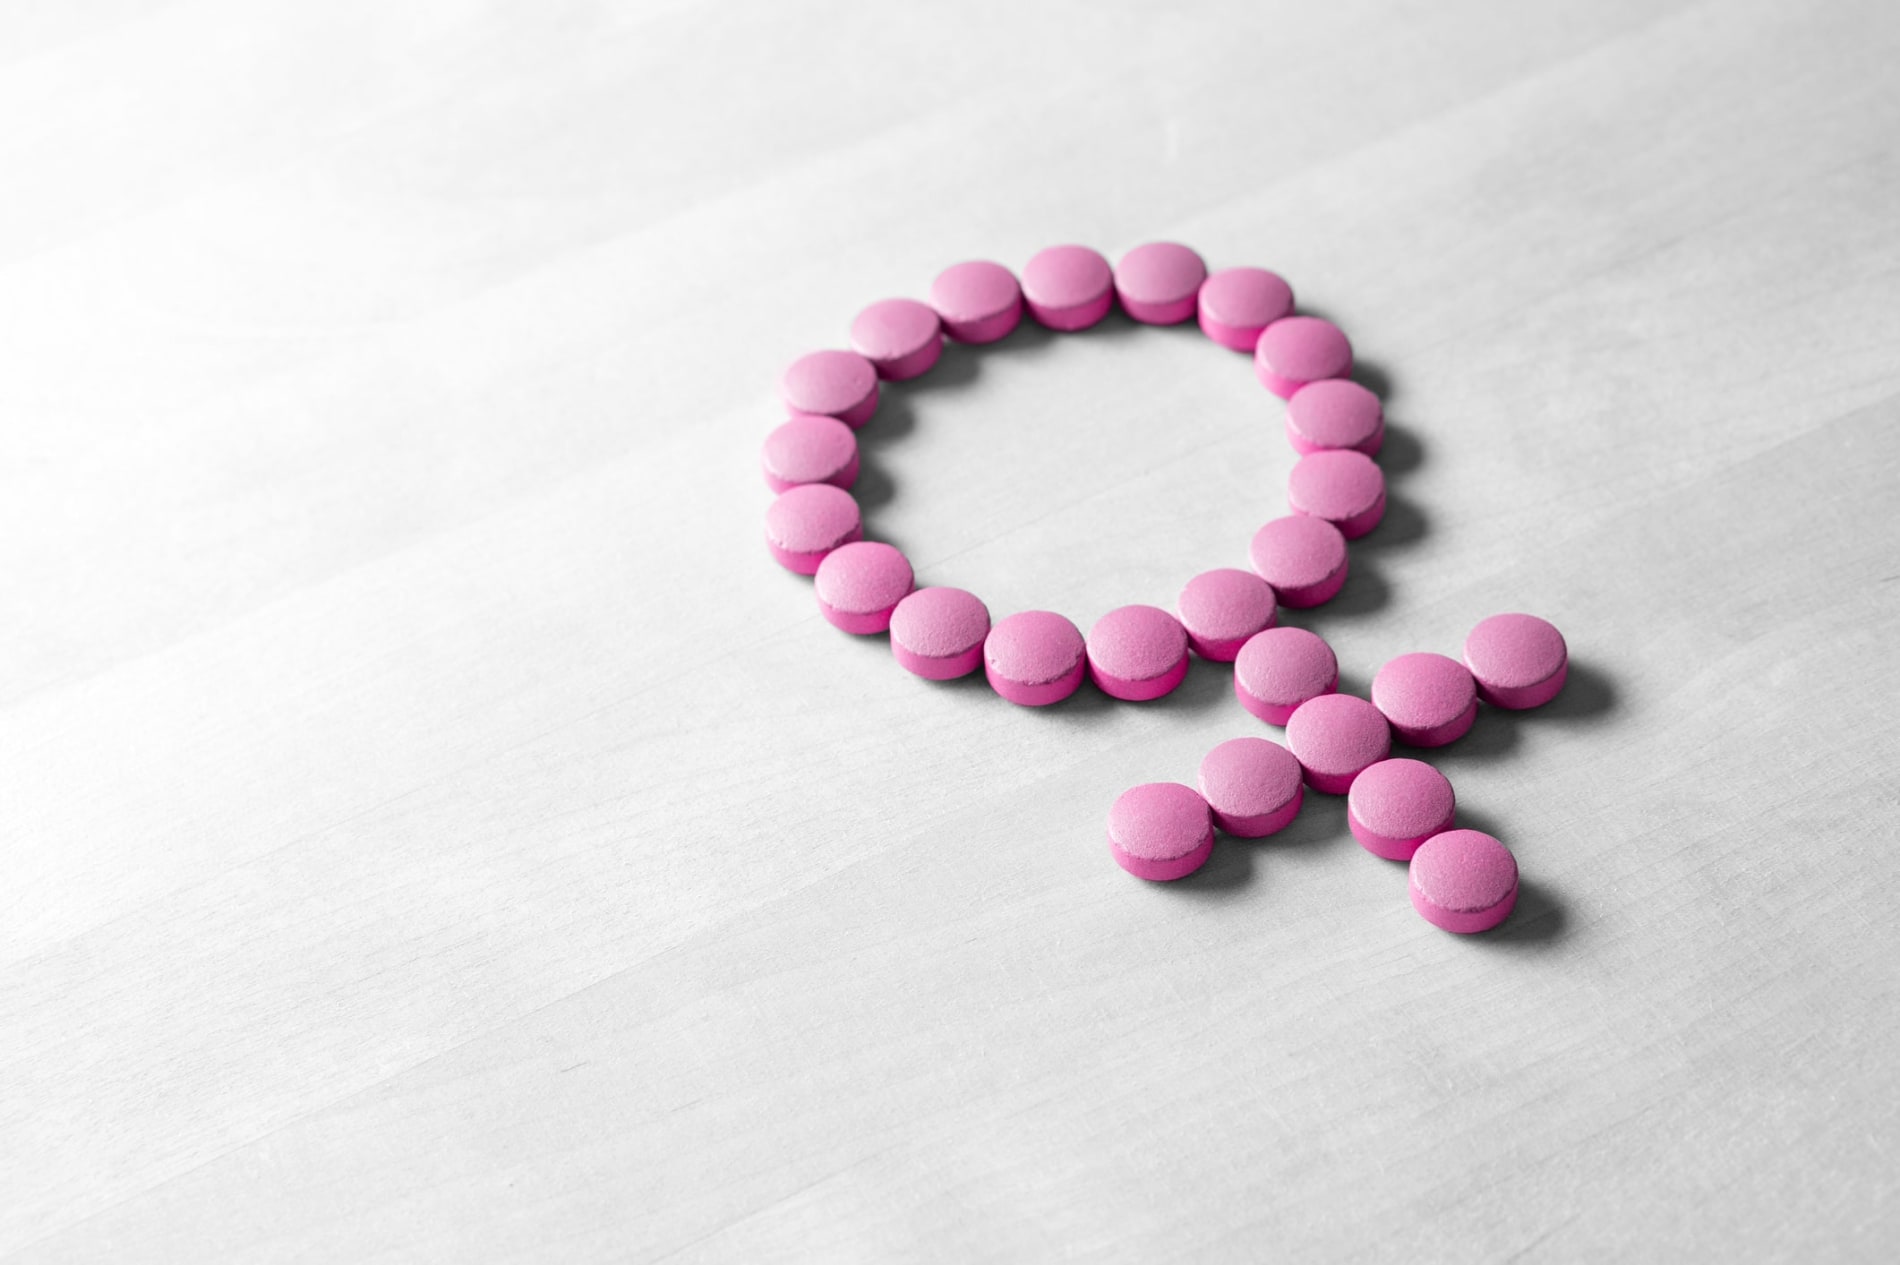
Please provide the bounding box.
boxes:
[1086,605,1191,702]
[760,413,859,494]
[984,610,1087,707]
[1021,244,1114,331]
[1464,613,1569,710]
[889,586,990,681]
[779,349,879,427]
[1177,568,1278,662]
[930,260,1023,344]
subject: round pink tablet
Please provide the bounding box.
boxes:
[1021,245,1114,331]
[1197,267,1294,352]
[984,610,1086,706]
[1254,315,1353,399]
[1114,242,1207,325]
[760,413,859,493]
[1288,449,1386,540]
[929,260,1023,344]
[1409,830,1518,933]
[849,298,943,381]
[889,586,990,680]
[1463,614,1569,710]
[1086,605,1190,701]
[1347,758,1455,860]
[1248,515,1349,608]
[779,349,880,428]
[813,541,913,635]
[1372,652,1478,747]
[763,483,862,575]
[1233,626,1338,725]
[1176,568,1278,662]
[1107,782,1215,881]
[1284,693,1391,794]
[1197,737,1304,838]
[1285,379,1384,457]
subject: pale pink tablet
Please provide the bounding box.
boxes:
[1176,568,1278,662]
[1254,315,1353,399]
[1347,758,1455,860]
[1248,515,1349,608]
[1197,737,1304,838]
[1086,605,1190,701]
[1372,652,1478,747]
[1233,626,1337,725]
[1284,693,1391,794]
[764,483,863,575]
[1463,614,1568,710]
[849,298,944,381]
[779,349,880,428]
[889,586,990,680]
[1107,781,1216,881]
[1114,242,1207,325]
[929,260,1023,344]
[1197,267,1294,352]
[813,541,913,635]
[984,610,1087,706]
[1409,830,1518,933]
[760,413,860,493]
[1288,449,1386,540]
[1285,379,1384,456]
[1021,245,1114,331]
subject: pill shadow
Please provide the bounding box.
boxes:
[1479,879,1567,949]
[1354,489,1427,552]
[1168,831,1256,895]
[1375,421,1424,476]
[1258,787,1350,854]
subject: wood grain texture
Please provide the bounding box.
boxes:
[3,1,1898,1260]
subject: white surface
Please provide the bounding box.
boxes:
[4,1,1899,1260]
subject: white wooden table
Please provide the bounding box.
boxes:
[4,1,1898,1259]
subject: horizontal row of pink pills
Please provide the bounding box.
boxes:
[1108,739,1519,933]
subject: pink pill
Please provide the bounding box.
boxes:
[1197,737,1304,838]
[1284,693,1391,794]
[1233,625,1337,725]
[760,413,860,494]
[1347,758,1455,860]
[1285,379,1384,457]
[849,298,943,381]
[1409,829,1518,933]
[1114,242,1207,325]
[1021,245,1114,331]
[1464,613,1569,710]
[929,260,1023,344]
[1107,782,1216,881]
[1248,515,1349,608]
[1372,652,1478,747]
[813,541,913,635]
[1255,315,1353,399]
[889,586,990,681]
[1288,449,1386,540]
[1176,568,1278,662]
[764,483,862,575]
[1197,267,1294,352]
[780,349,880,428]
[984,610,1086,706]
[1086,605,1190,702]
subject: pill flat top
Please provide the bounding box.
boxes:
[1256,316,1353,385]
[850,299,941,363]
[1464,614,1567,690]
[761,413,858,490]
[764,483,862,554]
[889,586,990,659]
[985,610,1086,686]
[1176,568,1278,657]
[813,541,913,617]
[780,349,879,420]
[1348,758,1456,842]
[1288,449,1385,522]
[1108,782,1214,864]
[1249,515,1349,591]
[1021,245,1113,312]
[1115,242,1207,319]
[930,260,1021,326]
[1410,830,1517,913]
[1285,694,1391,785]
[1198,266,1294,335]
[1372,653,1478,731]
[1087,605,1189,683]
[1233,626,1337,706]
[1198,737,1303,819]
[1286,379,1384,453]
